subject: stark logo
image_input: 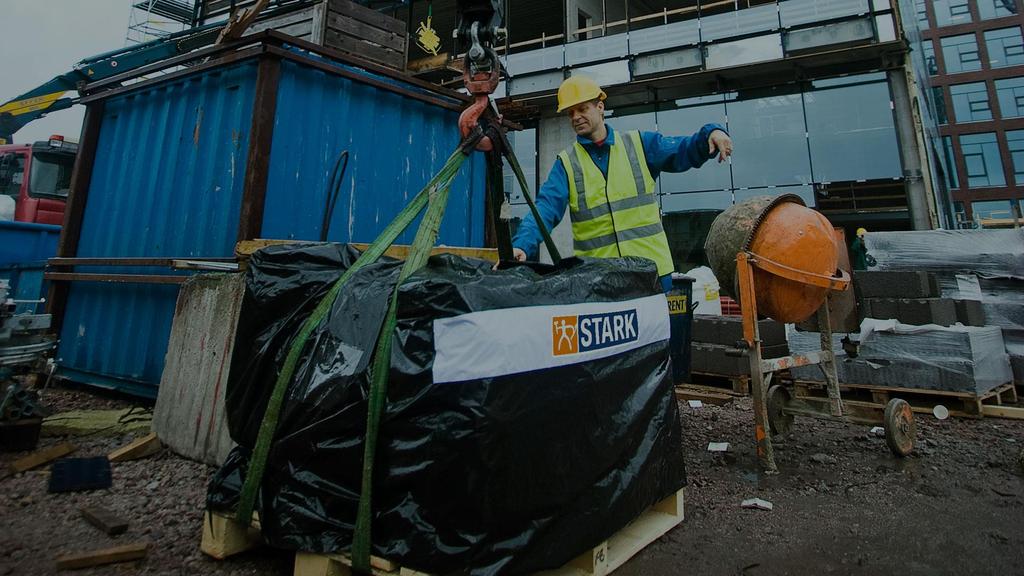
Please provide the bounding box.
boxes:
[552,316,579,355]
[551,309,639,357]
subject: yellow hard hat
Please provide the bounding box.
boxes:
[856,227,868,237]
[556,75,607,113]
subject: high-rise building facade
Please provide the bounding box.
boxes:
[919,0,1024,227]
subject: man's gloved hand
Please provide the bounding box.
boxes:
[708,130,733,164]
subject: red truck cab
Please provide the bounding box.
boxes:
[0,135,76,225]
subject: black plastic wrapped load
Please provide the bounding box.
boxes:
[207,243,686,576]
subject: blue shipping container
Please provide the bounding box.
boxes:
[55,37,487,397]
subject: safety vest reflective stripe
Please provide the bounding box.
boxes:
[569,188,659,223]
[619,134,648,201]
[566,146,586,203]
[574,220,666,252]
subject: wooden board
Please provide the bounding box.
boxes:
[674,385,735,406]
[323,0,407,70]
[203,490,685,576]
[0,442,76,479]
[55,542,149,570]
[983,404,1024,420]
[794,381,1017,420]
[108,432,162,463]
[688,371,751,395]
[80,506,129,536]
[153,274,243,466]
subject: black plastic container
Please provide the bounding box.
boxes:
[0,418,43,452]
[667,275,695,384]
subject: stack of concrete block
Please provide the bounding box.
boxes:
[691,316,788,376]
[856,270,984,327]
[791,322,1012,395]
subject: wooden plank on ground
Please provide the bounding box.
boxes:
[108,432,162,462]
[55,542,149,570]
[80,506,129,536]
[983,405,1024,420]
[0,442,76,479]
[674,386,734,406]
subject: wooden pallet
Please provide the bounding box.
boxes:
[685,371,750,395]
[201,489,684,576]
[793,381,1018,419]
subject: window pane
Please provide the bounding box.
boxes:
[728,91,812,188]
[923,41,938,75]
[971,199,1014,223]
[950,82,993,122]
[1005,129,1024,182]
[661,208,722,272]
[504,129,536,204]
[734,185,815,207]
[934,0,973,27]
[979,0,1020,20]
[959,132,1006,187]
[985,27,1024,68]
[804,79,902,182]
[657,97,732,193]
[661,190,731,211]
[940,34,982,73]
[941,136,960,189]
[995,77,1024,118]
[915,0,930,31]
[705,34,784,69]
[932,86,949,124]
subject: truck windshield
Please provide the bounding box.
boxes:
[29,152,73,198]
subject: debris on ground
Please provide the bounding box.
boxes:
[707,442,730,452]
[80,505,129,536]
[42,408,152,437]
[0,441,74,479]
[740,498,774,511]
[107,432,162,462]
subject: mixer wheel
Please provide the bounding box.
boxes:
[767,384,794,436]
[883,398,915,457]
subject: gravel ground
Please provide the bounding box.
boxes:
[1,384,1022,576]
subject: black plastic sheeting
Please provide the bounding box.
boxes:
[207,243,686,575]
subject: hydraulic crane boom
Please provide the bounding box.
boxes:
[0,23,227,144]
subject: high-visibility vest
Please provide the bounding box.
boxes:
[558,130,675,276]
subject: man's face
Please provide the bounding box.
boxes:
[566,99,605,138]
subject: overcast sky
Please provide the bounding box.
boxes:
[0,0,130,144]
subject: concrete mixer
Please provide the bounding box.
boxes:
[706,195,915,472]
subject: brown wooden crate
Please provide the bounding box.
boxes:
[326,12,405,52]
[325,29,404,69]
[329,0,406,35]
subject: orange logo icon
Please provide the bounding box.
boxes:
[552,316,579,356]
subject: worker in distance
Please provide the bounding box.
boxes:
[510,75,733,292]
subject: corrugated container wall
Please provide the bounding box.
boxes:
[55,44,486,397]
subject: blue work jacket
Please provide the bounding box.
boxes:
[512,123,727,261]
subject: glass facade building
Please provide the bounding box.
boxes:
[919,0,1024,227]
[396,0,951,266]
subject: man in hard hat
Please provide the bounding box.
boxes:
[510,75,733,292]
[850,227,870,270]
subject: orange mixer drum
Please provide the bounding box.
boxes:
[705,195,839,323]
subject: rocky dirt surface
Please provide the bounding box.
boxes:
[1,384,1022,576]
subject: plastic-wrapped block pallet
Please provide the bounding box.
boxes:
[206,244,685,576]
[691,316,786,346]
[854,271,939,298]
[792,320,1012,395]
[864,229,1024,343]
